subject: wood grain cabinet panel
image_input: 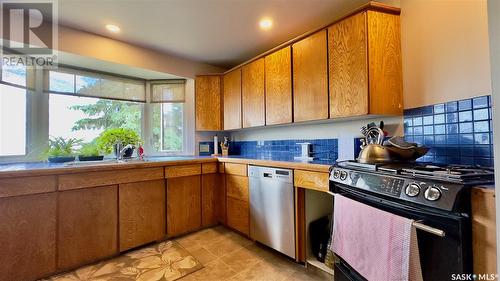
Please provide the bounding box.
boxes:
[202,174,218,227]
[227,197,249,236]
[367,11,403,115]
[216,173,227,224]
[0,175,56,198]
[294,170,329,192]
[329,11,402,118]
[329,12,369,118]
[58,185,118,270]
[242,58,265,128]
[265,46,292,125]
[58,168,163,190]
[202,162,218,174]
[224,163,248,176]
[0,193,56,281]
[166,175,201,237]
[292,30,329,122]
[195,75,223,131]
[165,164,201,178]
[119,180,166,252]
[226,175,249,201]
[472,188,497,275]
[223,68,242,130]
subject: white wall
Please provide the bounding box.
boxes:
[487,0,500,274]
[401,0,491,108]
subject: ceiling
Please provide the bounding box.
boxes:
[58,0,370,69]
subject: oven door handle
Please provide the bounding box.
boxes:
[412,220,446,237]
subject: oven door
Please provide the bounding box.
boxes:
[332,183,472,281]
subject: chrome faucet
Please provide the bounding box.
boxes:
[115,142,134,161]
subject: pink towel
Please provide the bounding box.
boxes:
[331,194,423,281]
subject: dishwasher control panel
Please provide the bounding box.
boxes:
[248,165,293,183]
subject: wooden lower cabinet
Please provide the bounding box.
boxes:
[166,175,202,237]
[0,193,57,281]
[58,185,118,270]
[472,188,497,275]
[227,197,249,236]
[216,173,227,224]
[119,180,166,252]
[202,174,218,227]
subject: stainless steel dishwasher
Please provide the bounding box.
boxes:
[248,165,295,259]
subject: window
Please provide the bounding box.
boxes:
[0,65,28,156]
[0,65,191,161]
[47,68,145,147]
[49,95,143,143]
[150,81,186,153]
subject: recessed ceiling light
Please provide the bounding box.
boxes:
[105,24,121,33]
[259,18,273,30]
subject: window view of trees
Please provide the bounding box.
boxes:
[151,103,183,152]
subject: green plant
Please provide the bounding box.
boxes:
[78,142,102,156]
[45,137,82,158]
[96,128,141,154]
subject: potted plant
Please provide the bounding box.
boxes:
[78,142,104,161]
[96,128,141,158]
[45,137,82,163]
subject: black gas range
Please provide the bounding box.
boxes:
[329,160,495,281]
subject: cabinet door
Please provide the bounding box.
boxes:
[292,30,329,122]
[166,175,201,237]
[0,193,56,281]
[216,173,227,224]
[58,185,118,270]
[265,46,292,125]
[242,58,265,128]
[329,12,369,118]
[202,174,218,227]
[227,197,249,236]
[195,75,222,131]
[119,180,166,252]
[223,68,242,130]
[367,11,403,115]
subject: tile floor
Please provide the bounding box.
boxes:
[176,226,332,281]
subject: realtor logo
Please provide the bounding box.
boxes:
[0,0,58,67]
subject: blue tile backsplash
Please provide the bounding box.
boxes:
[404,95,494,167]
[200,139,338,163]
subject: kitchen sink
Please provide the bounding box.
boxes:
[64,158,148,167]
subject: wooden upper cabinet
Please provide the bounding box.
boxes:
[328,11,402,118]
[195,75,223,131]
[329,12,368,118]
[366,11,403,115]
[292,31,329,122]
[242,58,265,128]
[223,68,242,130]
[265,46,292,125]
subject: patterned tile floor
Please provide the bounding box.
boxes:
[176,226,332,281]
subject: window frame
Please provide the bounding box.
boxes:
[0,68,193,162]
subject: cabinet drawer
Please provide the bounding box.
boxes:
[224,163,247,176]
[294,170,329,192]
[165,164,201,178]
[0,175,56,198]
[202,163,218,174]
[59,168,164,190]
[226,175,249,201]
[227,197,249,236]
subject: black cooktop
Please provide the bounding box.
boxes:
[337,160,494,184]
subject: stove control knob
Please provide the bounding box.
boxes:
[333,169,340,179]
[424,186,441,201]
[340,171,348,181]
[405,183,420,197]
